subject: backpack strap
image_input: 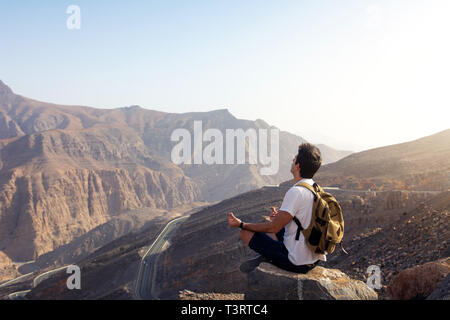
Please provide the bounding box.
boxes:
[292,216,303,240]
[295,182,318,202]
[292,182,318,240]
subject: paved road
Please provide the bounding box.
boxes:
[3,266,70,300]
[7,290,31,300]
[4,216,188,300]
[135,216,188,300]
[33,265,69,288]
[0,272,34,289]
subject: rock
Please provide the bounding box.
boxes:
[245,263,378,300]
[387,257,450,300]
[0,165,200,261]
[426,275,450,300]
[179,289,244,300]
[0,251,15,282]
[351,196,365,209]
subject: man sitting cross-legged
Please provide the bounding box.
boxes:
[227,143,326,274]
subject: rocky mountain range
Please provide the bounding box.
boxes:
[14,182,447,300]
[2,79,447,300]
[0,80,351,282]
[1,127,448,299]
[315,128,450,191]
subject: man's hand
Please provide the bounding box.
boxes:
[270,207,278,221]
[227,212,242,228]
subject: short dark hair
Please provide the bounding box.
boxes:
[295,143,322,178]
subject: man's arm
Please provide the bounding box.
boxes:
[227,211,292,234]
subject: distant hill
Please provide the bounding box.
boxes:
[0,80,350,279]
[316,129,450,191]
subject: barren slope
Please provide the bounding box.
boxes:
[316,129,450,191]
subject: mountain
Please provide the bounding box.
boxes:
[316,143,353,165]
[0,251,13,283]
[0,80,351,281]
[5,128,448,299]
[151,187,442,298]
[17,183,443,299]
[3,81,447,299]
[315,129,450,191]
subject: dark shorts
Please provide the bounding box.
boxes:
[248,228,318,273]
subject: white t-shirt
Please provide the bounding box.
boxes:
[279,178,327,265]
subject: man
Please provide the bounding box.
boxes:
[227,143,326,273]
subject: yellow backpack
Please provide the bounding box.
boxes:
[293,182,346,255]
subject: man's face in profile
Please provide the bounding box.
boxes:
[290,155,300,176]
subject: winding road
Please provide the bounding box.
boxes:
[2,215,189,300]
[134,215,189,300]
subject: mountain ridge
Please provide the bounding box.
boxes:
[0,80,351,281]
[316,128,450,191]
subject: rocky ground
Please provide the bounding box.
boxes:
[179,289,244,300]
[154,183,442,299]
[4,185,447,300]
[328,191,450,299]
[386,257,449,300]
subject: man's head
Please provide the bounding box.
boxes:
[290,143,322,179]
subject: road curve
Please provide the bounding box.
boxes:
[7,290,31,300]
[4,216,188,300]
[0,272,34,289]
[33,265,69,288]
[135,216,189,300]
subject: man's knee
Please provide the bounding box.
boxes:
[239,229,254,245]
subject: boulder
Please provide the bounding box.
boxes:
[387,257,450,300]
[426,275,450,300]
[245,263,378,300]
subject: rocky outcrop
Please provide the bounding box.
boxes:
[245,263,378,300]
[427,275,450,300]
[0,117,201,267]
[0,166,200,262]
[387,257,450,300]
[328,191,450,296]
[0,251,16,283]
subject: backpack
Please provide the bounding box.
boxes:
[292,182,347,255]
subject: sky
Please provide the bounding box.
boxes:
[0,0,449,152]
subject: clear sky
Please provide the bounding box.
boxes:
[1,0,449,151]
